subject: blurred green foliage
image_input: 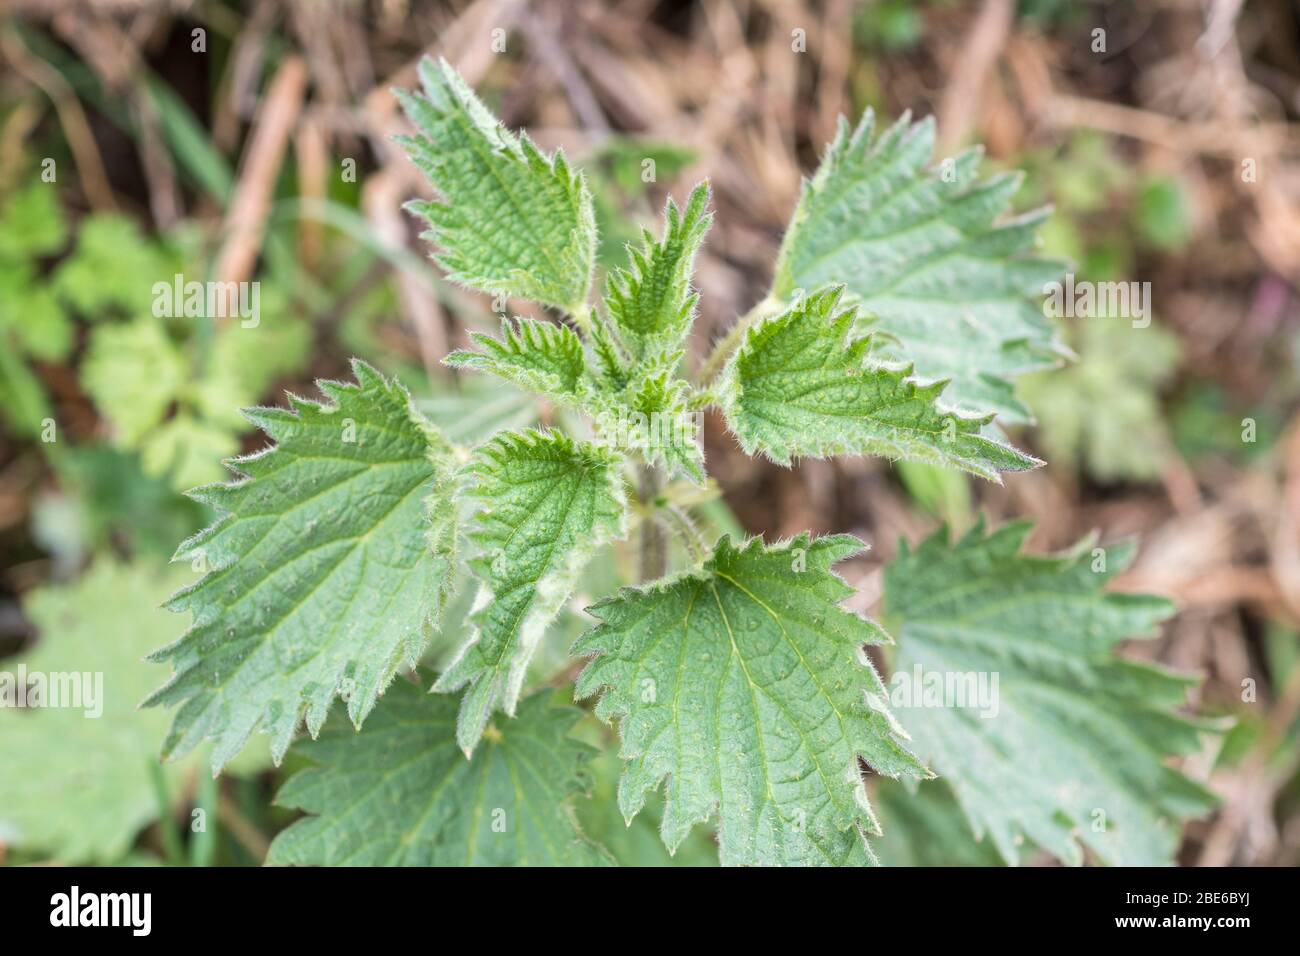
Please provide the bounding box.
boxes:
[1011,133,1193,483]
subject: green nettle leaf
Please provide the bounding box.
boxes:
[772,112,1066,423]
[578,748,719,866]
[606,347,704,482]
[146,361,459,772]
[575,534,928,866]
[719,286,1040,480]
[1020,316,1181,482]
[588,318,631,391]
[396,57,596,313]
[435,429,627,754]
[268,682,607,866]
[0,182,67,261]
[141,413,240,491]
[445,316,597,412]
[81,316,188,446]
[0,186,73,371]
[0,560,197,863]
[52,214,173,319]
[883,522,1219,865]
[0,342,52,438]
[604,182,712,361]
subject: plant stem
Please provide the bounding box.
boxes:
[569,301,594,336]
[147,759,184,866]
[664,504,707,564]
[218,791,271,861]
[189,769,218,867]
[637,462,667,582]
[696,296,777,385]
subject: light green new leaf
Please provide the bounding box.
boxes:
[446,317,597,413]
[1020,316,1181,482]
[719,286,1040,480]
[575,534,928,866]
[602,348,705,483]
[884,521,1220,865]
[397,57,596,313]
[0,560,197,863]
[0,185,70,439]
[604,182,712,361]
[435,429,627,754]
[0,343,51,439]
[140,413,240,491]
[146,361,459,772]
[588,318,630,391]
[52,214,174,319]
[268,682,607,866]
[0,182,66,261]
[81,316,188,446]
[773,111,1066,423]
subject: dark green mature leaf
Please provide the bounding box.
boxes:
[773,112,1066,423]
[575,534,928,866]
[269,682,607,866]
[884,522,1219,865]
[397,58,596,313]
[719,286,1040,480]
[146,361,459,772]
[435,429,627,754]
[578,748,719,866]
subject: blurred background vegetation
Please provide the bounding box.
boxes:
[0,0,1297,866]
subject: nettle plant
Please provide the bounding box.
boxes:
[147,59,1218,867]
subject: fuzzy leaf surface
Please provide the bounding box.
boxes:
[720,287,1039,480]
[435,429,626,754]
[397,58,595,312]
[603,183,711,361]
[575,534,927,866]
[884,522,1220,865]
[773,112,1065,422]
[146,361,458,772]
[600,348,705,482]
[269,682,606,865]
[446,317,598,413]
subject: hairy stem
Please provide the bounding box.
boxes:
[696,295,779,385]
[637,462,667,582]
[664,504,708,564]
[569,301,594,336]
